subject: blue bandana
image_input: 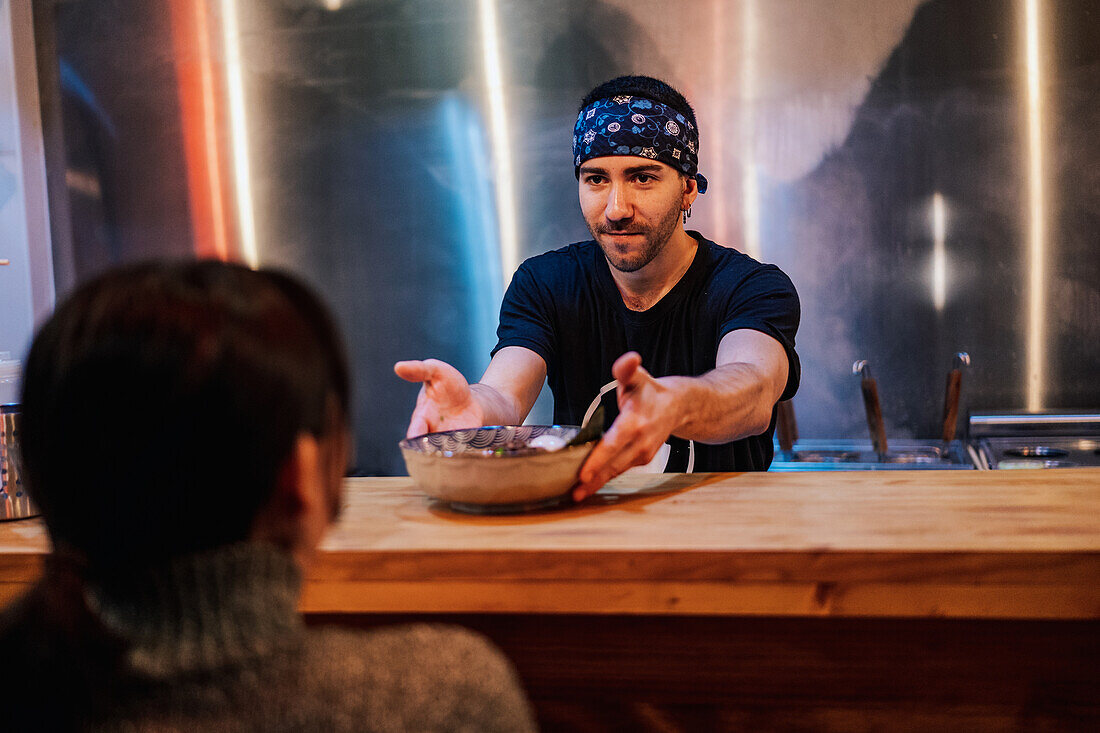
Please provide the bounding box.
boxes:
[573,95,708,193]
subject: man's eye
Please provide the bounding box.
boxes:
[635,174,654,183]
[585,176,605,185]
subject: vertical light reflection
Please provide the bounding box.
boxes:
[1024,0,1046,410]
[168,0,230,260]
[477,0,518,290]
[443,97,503,367]
[708,0,727,244]
[931,192,946,312]
[221,0,258,267]
[196,0,229,260]
[739,0,761,259]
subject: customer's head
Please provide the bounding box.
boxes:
[20,260,351,568]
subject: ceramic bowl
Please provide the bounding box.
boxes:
[399,425,596,513]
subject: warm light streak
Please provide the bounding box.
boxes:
[739,0,761,259]
[931,192,946,312]
[477,0,518,290]
[221,0,258,268]
[708,0,727,245]
[196,0,229,260]
[1024,0,1046,410]
[169,0,231,260]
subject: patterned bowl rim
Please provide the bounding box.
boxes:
[398,424,583,454]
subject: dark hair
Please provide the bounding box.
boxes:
[20,260,351,565]
[579,75,698,130]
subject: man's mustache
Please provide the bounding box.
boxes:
[596,223,647,235]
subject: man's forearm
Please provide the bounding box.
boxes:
[470,383,527,427]
[663,363,778,444]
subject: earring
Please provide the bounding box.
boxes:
[683,206,691,224]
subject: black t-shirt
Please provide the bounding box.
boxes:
[492,233,800,472]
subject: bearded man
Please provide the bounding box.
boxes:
[397,75,800,500]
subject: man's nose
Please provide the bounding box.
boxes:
[604,182,632,222]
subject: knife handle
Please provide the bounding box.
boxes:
[941,369,962,442]
[776,400,798,452]
[861,379,889,456]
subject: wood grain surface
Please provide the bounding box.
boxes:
[6,470,1099,729]
[313,612,1100,732]
[3,469,1099,618]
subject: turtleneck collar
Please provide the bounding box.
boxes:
[63,542,306,678]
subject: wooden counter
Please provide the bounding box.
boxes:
[3,469,1098,729]
[2,469,1099,617]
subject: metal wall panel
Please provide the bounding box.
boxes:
[32,0,1100,474]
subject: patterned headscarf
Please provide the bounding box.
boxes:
[573,94,708,193]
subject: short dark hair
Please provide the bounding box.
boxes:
[579,75,698,131]
[20,260,351,565]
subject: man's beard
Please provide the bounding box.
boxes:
[589,203,682,273]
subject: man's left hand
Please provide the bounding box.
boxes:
[573,352,681,502]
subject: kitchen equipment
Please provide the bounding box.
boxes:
[940,352,970,443]
[771,438,974,471]
[772,355,975,471]
[853,360,889,459]
[0,356,20,405]
[399,425,597,513]
[775,400,798,453]
[773,400,864,465]
[1,404,39,521]
[969,411,1100,469]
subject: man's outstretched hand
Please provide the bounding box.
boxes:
[572,352,681,502]
[394,359,485,438]
[397,352,688,503]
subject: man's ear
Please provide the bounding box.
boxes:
[682,176,699,210]
[271,433,324,520]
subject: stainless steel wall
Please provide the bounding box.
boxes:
[33,0,1100,474]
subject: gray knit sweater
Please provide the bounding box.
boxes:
[0,543,537,732]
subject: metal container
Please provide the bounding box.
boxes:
[969,411,1100,469]
[1,404,39,521]
[771,437,975,471]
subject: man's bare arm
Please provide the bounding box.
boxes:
[665,329,789,443]
[471,346,548,426]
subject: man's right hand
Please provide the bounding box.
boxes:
[394,359,486,438]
